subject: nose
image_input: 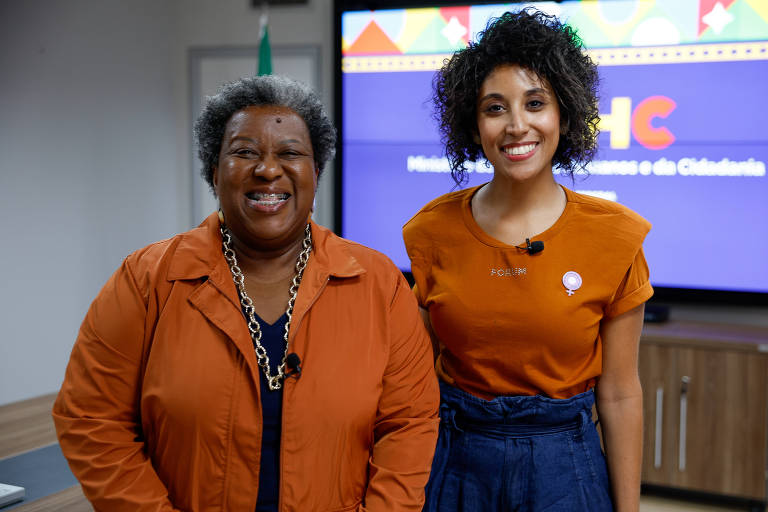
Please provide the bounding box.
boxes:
[253,152,283,181]
[504,110,528,137]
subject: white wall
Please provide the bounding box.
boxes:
[0,0,334,406]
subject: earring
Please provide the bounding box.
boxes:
[218,209,225,224]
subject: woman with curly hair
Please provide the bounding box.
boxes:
[54,75,439,511]
[403,9,651,512]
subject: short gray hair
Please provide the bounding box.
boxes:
[194,75,336,193]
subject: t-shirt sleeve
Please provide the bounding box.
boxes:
[604,246,653,319]
[402,222,431,308]
[409,259,429,308]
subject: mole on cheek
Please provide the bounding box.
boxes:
[276,118,282,123]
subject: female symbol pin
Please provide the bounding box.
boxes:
[562,271,582,296]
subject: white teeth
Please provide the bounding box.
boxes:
[504,143,536,155]
[247,192,289,204]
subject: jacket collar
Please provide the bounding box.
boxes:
[166,213,367,390]
[167,212,366,282]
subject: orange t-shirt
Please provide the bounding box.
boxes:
[403,185,653,399]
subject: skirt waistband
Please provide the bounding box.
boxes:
[438,381,595,436]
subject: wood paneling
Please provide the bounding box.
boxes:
[0,394,92,509]
[0,394,57,459]
[640,344,681,487]
[12,485,91,512]
[679,348,768,498]
[639,321,768,501]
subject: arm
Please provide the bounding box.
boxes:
[595,303,645,512]
[364,275,440,511]
[52,259,180,512]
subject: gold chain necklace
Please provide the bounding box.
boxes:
[221,224,312,391]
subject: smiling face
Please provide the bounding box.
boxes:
[476,64,561,184]
[213,105,317,253]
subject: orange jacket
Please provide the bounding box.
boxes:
[53,214,439,512]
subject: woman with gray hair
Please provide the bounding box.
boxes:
[53,75,439,512]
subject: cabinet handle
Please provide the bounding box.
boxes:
[654,387,663,469]
[678,376,690,472]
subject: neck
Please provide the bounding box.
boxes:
[480,171,562,219]
[227,227,308,284]
[471,171,566,246]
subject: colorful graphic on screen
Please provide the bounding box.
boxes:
[341,0,768,293]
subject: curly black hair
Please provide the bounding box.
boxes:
[194,75,336,194]
[433,8,599,185]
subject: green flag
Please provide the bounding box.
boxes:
[258,15,272,76]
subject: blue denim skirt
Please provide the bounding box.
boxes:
[424,381,614,511]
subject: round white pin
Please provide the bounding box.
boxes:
[562,271,582,296]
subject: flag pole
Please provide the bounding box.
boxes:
[258,1,272,75]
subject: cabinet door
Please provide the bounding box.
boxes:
[639,343,768,499]
[676,347,768,499]
[639,344,679,487]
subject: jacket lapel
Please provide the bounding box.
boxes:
[164,215,368,388]
[167,213,262,385]
[287,222,366,349]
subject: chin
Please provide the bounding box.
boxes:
[496,168,543,182]
[248,221,307,245]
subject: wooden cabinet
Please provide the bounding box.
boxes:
[639,321,768,501]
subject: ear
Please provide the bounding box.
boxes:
[313,164,320,190]
[472,131,481,145]
[212,166,219,194]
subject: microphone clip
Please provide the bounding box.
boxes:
[517,238,544,255]
[285,353,302,379]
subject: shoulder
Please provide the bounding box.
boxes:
[87,235,184,308]
[125,235,180,268]
[123,217,219,287]
[403,186,477,241]
[314,228,418,309]
[312,223,403,282]
[564,188,651,244]
[335,236,400,272]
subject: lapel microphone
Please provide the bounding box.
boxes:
[285,353,302,379]
[516,238,545,255]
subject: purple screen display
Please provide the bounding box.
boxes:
[341,61,768,293]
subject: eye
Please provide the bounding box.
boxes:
[484,103,505,113]
[528,100,544,109]
[280,147,309,159]
[234,148,257,157]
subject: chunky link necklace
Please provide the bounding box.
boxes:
[221,224,312,391]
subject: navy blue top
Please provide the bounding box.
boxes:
[252,312,287,512]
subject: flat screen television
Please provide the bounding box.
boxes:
[334,0,768,305]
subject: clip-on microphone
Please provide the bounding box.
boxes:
[516,238,544,255]
[285,353,302,379]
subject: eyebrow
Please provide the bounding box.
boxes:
[227,136,306,145]
[478,88,552,103]
[525,87,551,96]
[228,136,257,144]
